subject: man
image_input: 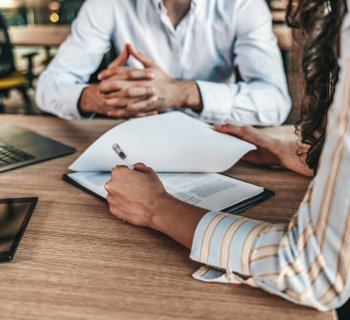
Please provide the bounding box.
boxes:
[36,0,291,125]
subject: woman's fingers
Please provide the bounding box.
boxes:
[241,151,262,164]
[132,162,153,174]
[214,124,259,145]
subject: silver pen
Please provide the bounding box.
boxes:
[112,143,135,169]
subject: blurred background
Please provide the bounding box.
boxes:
[0,0,301,123]
[0,0,83,25]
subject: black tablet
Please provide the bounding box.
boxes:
[0,197,38,262]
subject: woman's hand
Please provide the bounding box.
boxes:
[105,163,207,249]
[105,163,169,227]
[214,124,283,166]
[214,124,314,177]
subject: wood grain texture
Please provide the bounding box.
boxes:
[9,24,290,52]
[9,25,71,47]
[0,115,334,320]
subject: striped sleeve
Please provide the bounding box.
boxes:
[190,56,350,311]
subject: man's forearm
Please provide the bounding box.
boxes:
[78,85,100,114]
[174,80,203,113]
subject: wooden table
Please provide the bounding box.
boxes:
[8,25,71,47]
[0,115,335,320]
[8,23,291,51]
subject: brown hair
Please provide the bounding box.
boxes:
[288,0,347,173]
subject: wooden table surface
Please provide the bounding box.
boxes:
[8,25,71,47]
[8,23,292,51]
[0,115,335,320]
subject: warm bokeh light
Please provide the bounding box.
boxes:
[0,0,15,6]
[48,1,60,12]
[0,0,19,8]
[49,12,59,23]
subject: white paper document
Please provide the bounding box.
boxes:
[69,112,256,173]
[66,112,270,212]
[66,171,264,212]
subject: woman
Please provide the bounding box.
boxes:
[105,0,350,311]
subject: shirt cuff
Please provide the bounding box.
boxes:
[196,81,236,123]
[190,211,266,276]
[64,84,95,120]
[192,266,259,288]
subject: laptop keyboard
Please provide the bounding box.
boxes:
[0,141,34,167]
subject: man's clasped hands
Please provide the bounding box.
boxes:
[79,44,202,118]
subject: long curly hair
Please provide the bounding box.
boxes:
[287,0,347,173]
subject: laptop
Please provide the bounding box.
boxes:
[0,126,76,173]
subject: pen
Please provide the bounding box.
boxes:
[112,143,135,169]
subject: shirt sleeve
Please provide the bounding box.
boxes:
[191,55,350,311]
[198,0,291,126]
[35,0,115,120]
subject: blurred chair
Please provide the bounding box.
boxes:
[0,12,37,111]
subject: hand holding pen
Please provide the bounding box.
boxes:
[112,143,135,169]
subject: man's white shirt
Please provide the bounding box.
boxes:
[36,0,291,125]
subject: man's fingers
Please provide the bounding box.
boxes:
[106,108,134,118]
[99,79,127,93]
[128,44,156,68]
[134,111,158,118]
[107,44,130,69]
[99,80,131,94]
[104,97,131,108]
[126,87,155,98]
[103,88,155,103]
[129,69,155,80]
[100,80,154,95]
[105,87,154,100]
[105,42,156,70]
[98,67,155,81]
[127,95,159,112]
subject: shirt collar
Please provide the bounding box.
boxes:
[152,0,200,14]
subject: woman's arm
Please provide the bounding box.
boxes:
[104,124,313,250]
[105,164,207,249]
[105,111,350,310]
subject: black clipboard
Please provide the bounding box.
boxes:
[63,173,275,215]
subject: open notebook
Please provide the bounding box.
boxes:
[64,112,274,213]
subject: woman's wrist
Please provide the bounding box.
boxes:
[149,193,207,249]
[149,193,176,232]
[272,138,314,177]
[274,138,288,167]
